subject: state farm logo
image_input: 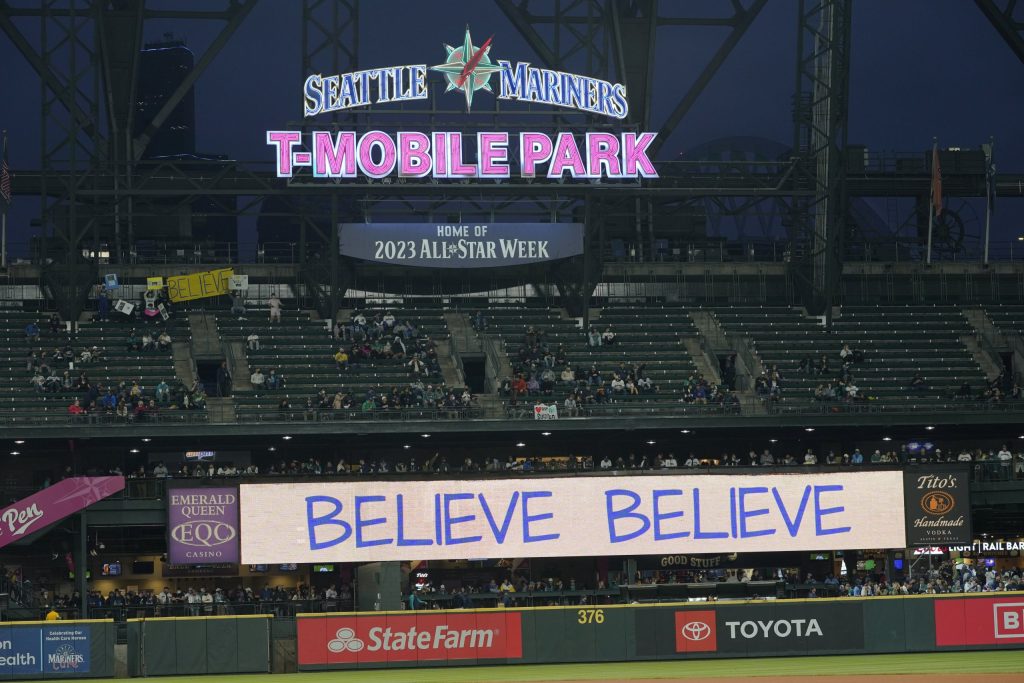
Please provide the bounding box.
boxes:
[328,627,364,652]
[681,621,712,641]
[301,613,523,665]
[675,611,717,653]
[921,491,955,516]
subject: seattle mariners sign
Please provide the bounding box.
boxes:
[268,26,656,181]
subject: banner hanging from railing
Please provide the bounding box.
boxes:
[339,223,582,267]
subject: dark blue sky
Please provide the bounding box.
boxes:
[1,0,1021,253]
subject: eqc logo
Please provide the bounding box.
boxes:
[675,611,717,653]
[298,613,522,666]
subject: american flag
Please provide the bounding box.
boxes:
[0,130,10,206]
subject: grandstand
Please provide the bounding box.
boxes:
[1,1,1023,680]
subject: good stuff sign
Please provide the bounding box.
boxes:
[239,472,906,563]
[167,487,240,565]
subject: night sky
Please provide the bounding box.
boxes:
[0,0,1021,255]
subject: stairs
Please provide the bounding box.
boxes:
[682,337,722,385]
[961,335,1003,382]
[434,339,465,388]
[690,309,762,405]
[205,397,236,424]
[474,394,507,419]
[171,341,197,385]
[226,340,253,391]
[187,313,222,358]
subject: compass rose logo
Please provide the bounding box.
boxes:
[430,26,502,112]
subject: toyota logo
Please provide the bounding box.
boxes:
[681,621,711,641]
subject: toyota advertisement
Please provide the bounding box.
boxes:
[167,487,240,565]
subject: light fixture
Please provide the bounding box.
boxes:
[925,426,935,431]
[403,444,411,449]
[282,435,293,440]
[1018,435,1024,440]
[14,440,24,445]
[680,429,691,434]
[9,451,19,456]
[769,438,778,443]
[804,427,814,432]
[646,440,656,445]
[541,432,552,436]
[516,442,526,448]
[130,448,140,454]
[421,433,431,438]
[268,446,276,452]
[882,436,892,442]
[141,438,151,443]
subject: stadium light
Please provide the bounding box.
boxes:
[403,444,411,449]
[142,438,152,442]
[882,436,892,441]
[680,429,691,434]
[14,440,24,444]
[130,448,140,453]
[646,440,656,445]
[769,438,778,443]
[541,431,552,436]
[516,442,526,447]
[282,435,293,440]
[268,447,276,452]
[9,451,20,455]
[421,433,431,438]
[804,427,814,432]
[925,425,935,431]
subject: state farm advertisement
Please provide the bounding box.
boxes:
[297,612,523,668]
[935,597,1024,647]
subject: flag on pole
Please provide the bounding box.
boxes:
[0,130,11,206]
[930,142,942,218]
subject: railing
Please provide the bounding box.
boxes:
[20,599,354,622]
[3,397,1024,427]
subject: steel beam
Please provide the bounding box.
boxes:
[975,0,1024,64]
[132,0,257,159]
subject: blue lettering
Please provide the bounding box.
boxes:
[396,494,432,546]
[433,494,443,545]
[773,486,812,537]
[522,491,560,543]
[652,489,689,541]
[305,495,351,550]
[303,74,324,117]
[443,493,482,545]
[498,60,529,99]
[814,485,852,536]
[605,489,650,543]
[692,488,728,539]
[354,495,392,547]
[478,491,519,544]
[738,487,775,538]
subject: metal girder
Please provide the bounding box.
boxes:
[0,1,100,144]
[975,0,1024,63]
[132,0,257,159]
[649,0,768,158]
[790,0,852,318]
[495,0,612,79]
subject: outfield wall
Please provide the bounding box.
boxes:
[0,620,115,679]
[296,593,1024,671]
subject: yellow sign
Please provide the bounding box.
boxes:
[146,277,164,290]
[166,268,234,303]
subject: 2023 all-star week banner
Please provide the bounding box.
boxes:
[339,222,583,268]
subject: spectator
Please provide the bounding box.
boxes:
[97,288,110,321]
[141,331,155,351]
[998,444,1013,480]
[250,368,266,389]
[278,396,292,418]
[266,369,282,390]
[217,361,232,397]
[602,327,616,346]
[473,311,487,331]
[268,292,282,323]
[68,399,85,420]
[230,291,246,317]
[334,348,349,371]
[157,331,172,351]
[587,327,601,348]
[803,449,817,465]
[850,448,864,465]
[49,313,62,335]
[25,321,40,342]
[247,333,260,351]
[910,372,928,391]
[155,380,170,404]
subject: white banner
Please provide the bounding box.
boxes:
[239,472,906,563]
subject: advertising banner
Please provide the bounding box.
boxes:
[667,602,865,657]
[165,268,234,303]
[239,472,906,563]
[934,597,1024,647]
[167,487,240,565]
[903,468,972,546]
[0,477,125,550]
[339,223,583,268]
[297,613,522,668]
[0,625,91,676]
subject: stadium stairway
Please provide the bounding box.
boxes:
[171,340,197,386]
[187,312,222,357]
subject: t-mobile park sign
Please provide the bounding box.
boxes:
[267,26,657,180]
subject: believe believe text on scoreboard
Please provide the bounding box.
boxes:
[239,472,906,563]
